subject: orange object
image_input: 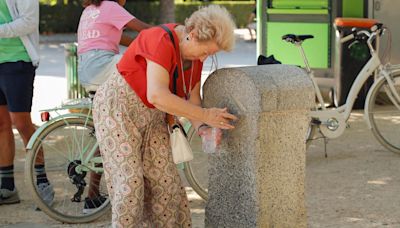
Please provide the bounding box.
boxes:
[335,17,379,28]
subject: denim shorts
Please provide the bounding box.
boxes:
[78,50,121,92]
[0,61,35,112]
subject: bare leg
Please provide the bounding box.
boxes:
[247,27,254,41]
[10,112,42,163]
[88,149,102,198]
[0,106,14,167]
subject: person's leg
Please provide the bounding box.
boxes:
[93,71,147,227]
[247,26,255,41]
[9,112,49,186]
[0,106,16,193]
[0,106,14,168]
[5,61,36,147]
[0,63,15,169]
[142,112,192,227]
[85,57,122,199]
[87,149,101,199]
[10,112,36,147]
[0,63,19,204]
[248,22,256,41]
[3,62,53,206]
[7,61,47,178]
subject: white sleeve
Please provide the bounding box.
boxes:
[0,0,39,38]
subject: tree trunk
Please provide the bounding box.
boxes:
[57,0,63,5]
[159,0,175,24]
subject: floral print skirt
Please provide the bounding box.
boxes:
[93,70,191,227]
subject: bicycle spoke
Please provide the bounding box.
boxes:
[35,137,71,162]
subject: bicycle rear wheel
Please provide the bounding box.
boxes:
[25,117,110,223]
[183,126,208,201]
[367,73,400,154]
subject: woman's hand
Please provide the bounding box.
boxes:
[202,107,237,129]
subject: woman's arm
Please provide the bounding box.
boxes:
[119,18,151,46]
[146,59,237,129]
[120,34,134,46]
[126,18,152,32]
[186,82,209,134]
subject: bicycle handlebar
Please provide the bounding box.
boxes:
[340,23,385,44]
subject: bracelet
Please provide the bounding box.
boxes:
[197,123,209,133]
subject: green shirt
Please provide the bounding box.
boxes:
[0,0,30,63]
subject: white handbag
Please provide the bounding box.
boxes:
[169,123,194,164]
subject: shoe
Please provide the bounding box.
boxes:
[37,182,55,207]
[0,188,20,205]
[83,195,107,214]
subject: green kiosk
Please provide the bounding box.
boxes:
[258,0,369,107]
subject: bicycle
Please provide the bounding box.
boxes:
[25,95,209,223]
[280,19,400,154]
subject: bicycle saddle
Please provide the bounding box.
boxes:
[282,34,314,43]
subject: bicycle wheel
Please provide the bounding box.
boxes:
[183,126,208,201]
[25,117,110,223]
[306,122,317,149]
[367,72,400,154]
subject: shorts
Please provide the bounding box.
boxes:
[78,50,121,92]
[0,61,35,112]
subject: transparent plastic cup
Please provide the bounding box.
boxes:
[202,127,220,154]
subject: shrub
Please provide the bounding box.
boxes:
[40,4,83,33]
[39,1,254,33]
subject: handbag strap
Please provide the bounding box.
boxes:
[160,25,180,127]
[160,24,179,95]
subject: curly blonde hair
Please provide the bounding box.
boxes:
[185,5,236,52]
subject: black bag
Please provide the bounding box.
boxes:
[257,54,281,65]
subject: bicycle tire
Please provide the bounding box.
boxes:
[25,117,110,223]
[367,72,400,154]
[183,126,208,201]
[306,122,317,149]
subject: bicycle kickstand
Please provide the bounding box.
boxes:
[323,136,329,158]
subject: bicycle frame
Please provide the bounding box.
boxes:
[310,49,380,119]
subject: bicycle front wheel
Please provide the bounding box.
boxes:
[183,126,208,201]
[25,117,110,223]
[367,73,400,154]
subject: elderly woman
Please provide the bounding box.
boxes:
[93,5,237,227]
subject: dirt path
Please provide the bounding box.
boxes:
[1,111,400,227]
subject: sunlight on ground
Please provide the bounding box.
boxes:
[367,177,391,185]
[191,208,205,214]
[234,29,254,41]
[185,187,203,200]
[346,217,363,222]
